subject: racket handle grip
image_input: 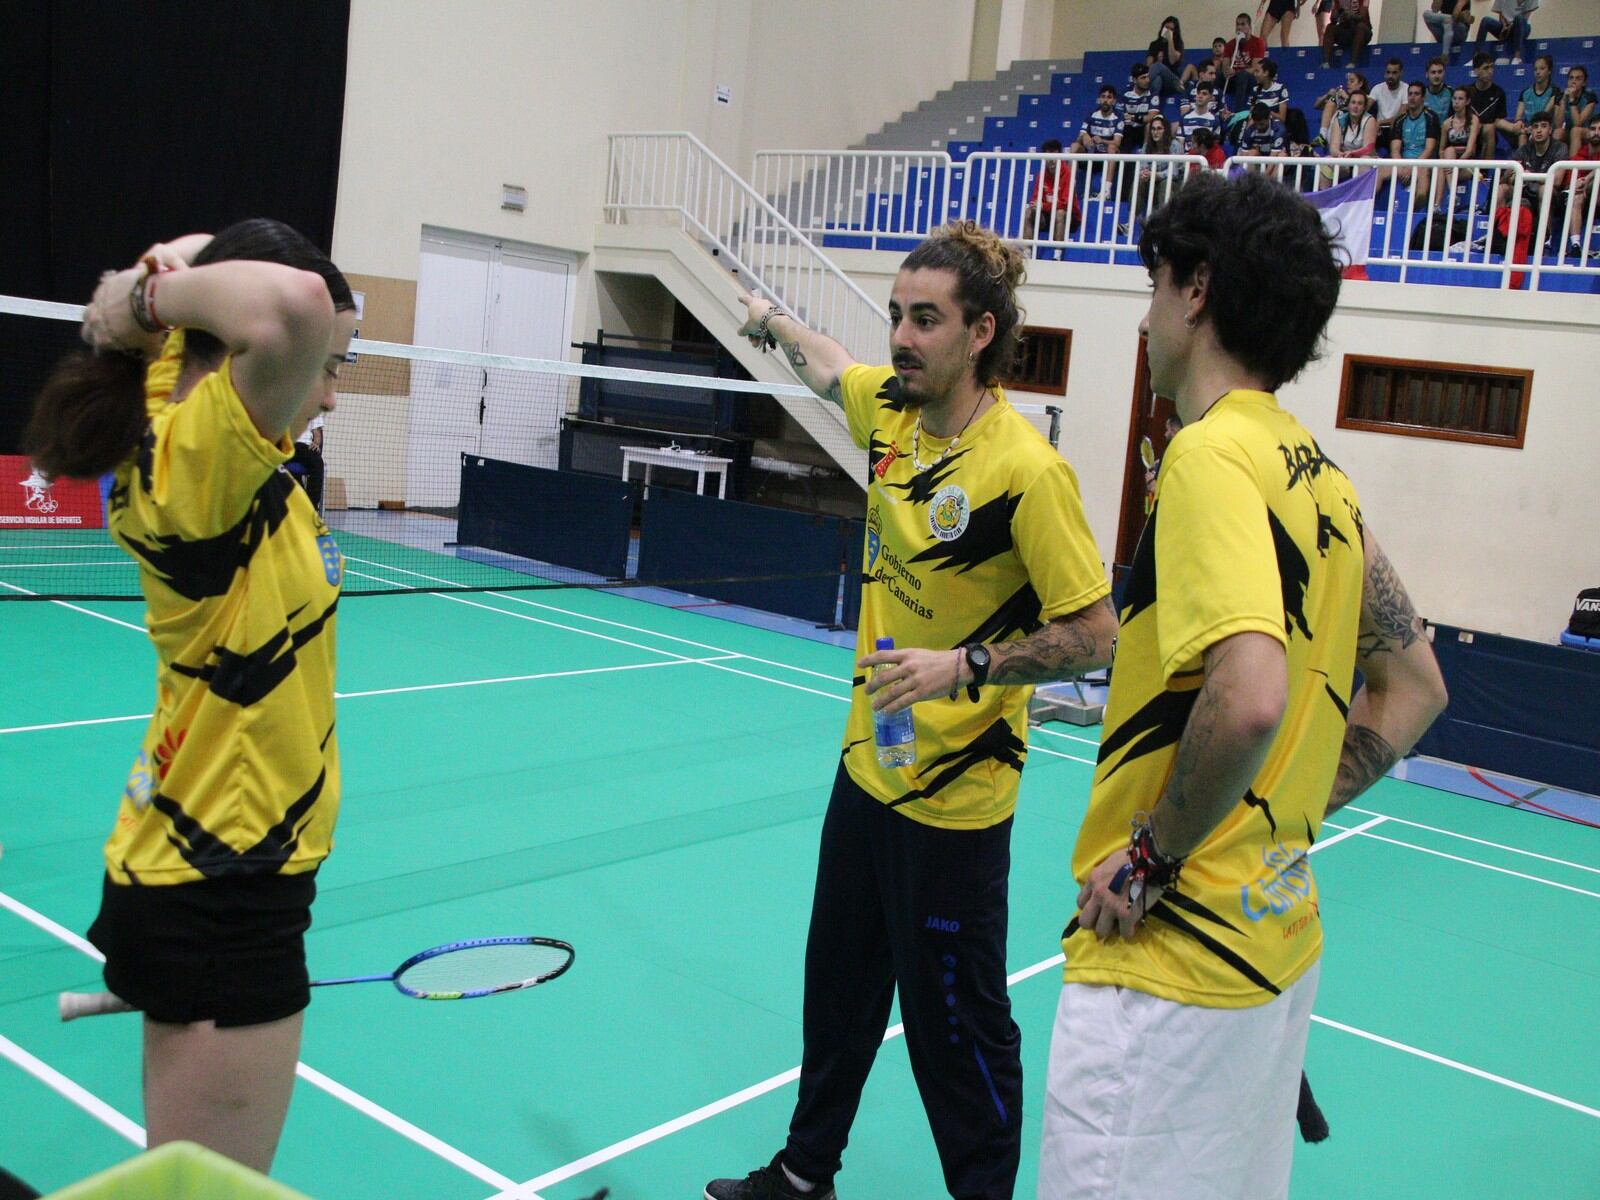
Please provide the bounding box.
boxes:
[59,991,137,1022]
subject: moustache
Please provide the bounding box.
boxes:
[893,358,923,371]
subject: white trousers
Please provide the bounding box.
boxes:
[1038,963,1320,1200]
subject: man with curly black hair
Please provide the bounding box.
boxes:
[1037,173,1447,1199]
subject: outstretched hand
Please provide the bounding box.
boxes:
[735,290,778,349]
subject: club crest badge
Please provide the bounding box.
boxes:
[317,534,343,587]
[866,507,883,570]
[928,485,969,542]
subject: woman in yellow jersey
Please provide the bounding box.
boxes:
[26,220,356,1173]
[1038,173,1447,1199]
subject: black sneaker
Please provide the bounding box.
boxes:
[705,1153,836,1200]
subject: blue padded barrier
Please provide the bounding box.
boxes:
[638,487,855,626]
[1414,623,1600,797]
[457,454,634,580]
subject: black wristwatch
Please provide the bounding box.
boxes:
[962,644,991,702]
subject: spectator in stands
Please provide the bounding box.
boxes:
[1422,0,1473,64]
[1422,57,1454,124]
[1023,140,1081,248]
[1123,115,1185,237]
[1259,0,1304,49]
[1223,12,1268,113]
[1468,52,1512,158]
[1514,54,1560,146]
[1075,86,1125,200]
[1122,63,1159,155]
[1474,0,1539,68]
[1252,57,1291,126]
[1190,126,1227,170]
[1558,65,1598,155]
[1429,86,1480,211]
[1314,69,1367,146]
[1180,82,1224,150]
[1321,0,1372,71]
[1207,36,1230,87]
[1310,0,1336,42]
[1389,82,1442,194]
[1240,101,1289,161]
[1074,86,1125,156]
[1321,88,1379,184]
[1517,110,1567,244]
[1369,59,1409,151]
[1183,61,1222,115]
[1146,16,1191,99]
[1553,115,1600,256]
[1461,169,1534,288]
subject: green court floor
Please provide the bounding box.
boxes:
[1,541,1596,1199]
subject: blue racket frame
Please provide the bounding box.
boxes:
[311,935,575,1001]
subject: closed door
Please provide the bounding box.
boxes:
[480,247,573,469]
[409,236,492,508]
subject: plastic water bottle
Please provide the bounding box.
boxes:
[872,636,917,768]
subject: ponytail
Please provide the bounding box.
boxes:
[24,351,148,480]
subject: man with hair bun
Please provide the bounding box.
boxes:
[1037,172,1447,1199]
[706,223,1118,1200]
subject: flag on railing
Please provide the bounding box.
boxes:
[1304,169,1377,280]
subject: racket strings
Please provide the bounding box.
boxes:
[397,940,570,996]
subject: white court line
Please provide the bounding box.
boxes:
[333,656,737,700]
[0,562,129,568]
[345,567,857,705]
[0,579,145,632]
[1308,1016,1600,1120]
[1326,831,1600,900]
[0,1033,146,1147]
[1344,805,1600,876]
[0,653,741,736]
[1029,743,1096,767]
[1030,724,1101,749]
[340,555,847,683]
[1312,815,1389,850]
[0,889,527,1192]
[0,544,117,551]
[488,953,1070,1200]
[0,712,153,736]
[491,795,1590,1195]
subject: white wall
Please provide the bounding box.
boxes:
[334,0,977,283]
[823,248,1600,642]
[739,1,975,160]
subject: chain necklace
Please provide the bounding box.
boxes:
[911,388,988,472]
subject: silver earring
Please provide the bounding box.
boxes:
[1183,315,1198,330]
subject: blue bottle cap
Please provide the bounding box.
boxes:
[875,636,895,651]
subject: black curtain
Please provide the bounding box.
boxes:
[1,1,351,454]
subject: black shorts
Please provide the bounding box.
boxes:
[1267,0,1298,18]
[87,871,318,1028]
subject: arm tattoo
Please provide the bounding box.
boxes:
[987,597,1112,685]
[1327,722,1399,814]
[1358,546,1422,656]
[825,380,842,406]
[781,338,808,369]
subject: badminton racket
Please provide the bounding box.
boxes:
[60,935,573,1021]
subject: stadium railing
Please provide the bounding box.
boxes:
[605,132,889,363]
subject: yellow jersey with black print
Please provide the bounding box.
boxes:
[103,330,342,885]
[840,364,1110,831]
[1063,390,1365,1007]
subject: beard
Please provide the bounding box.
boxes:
[892,358,934,407]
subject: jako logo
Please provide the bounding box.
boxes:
[925,916,961,932]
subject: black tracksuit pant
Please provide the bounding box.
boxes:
[783,764,1022,1200]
